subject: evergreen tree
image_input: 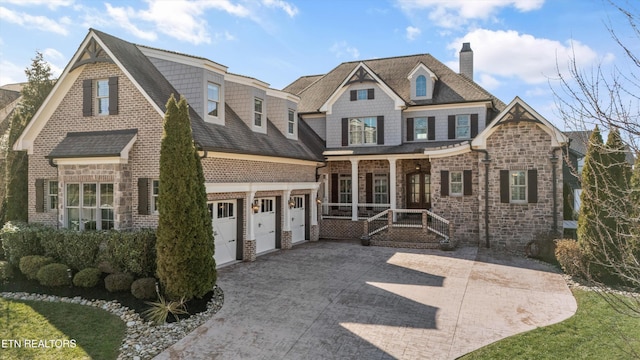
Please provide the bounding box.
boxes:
[156,94,216,300]
[3,51,55,223]
[603,128,632,239]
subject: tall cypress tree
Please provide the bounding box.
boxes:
[603,128,632,239]
[156,95,216,300]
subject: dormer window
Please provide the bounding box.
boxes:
[416,75,426,97]
[207,82,219,117]
[288,109,295,135]
[254,98,263,127]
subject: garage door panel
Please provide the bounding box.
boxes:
[291,196,306,243]
[255,198,276,254]
[211,201,237,266]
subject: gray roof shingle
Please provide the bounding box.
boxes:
[48,129,138,158]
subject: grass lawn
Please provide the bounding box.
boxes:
[461,289,640,359]
[0,297,126,360]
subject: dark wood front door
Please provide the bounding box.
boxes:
[406,172,431,209]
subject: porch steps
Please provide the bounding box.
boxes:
[370,240,441,249]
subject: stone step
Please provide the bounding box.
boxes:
[370,240,442,249]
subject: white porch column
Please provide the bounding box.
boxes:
[311,189,318,226]
[283,190,292,231]
[389,158,397,211]
[246,191,256,241]
[350,158,359,221]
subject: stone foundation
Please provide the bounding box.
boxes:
[310,224,319,241]
[243,239,256,262]
[319,218,365,239]
[281,231,292,249]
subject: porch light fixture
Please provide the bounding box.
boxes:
[252,200,260,213]
[415,163,421,171]
[288,197,295,208]
[316,198,322,204]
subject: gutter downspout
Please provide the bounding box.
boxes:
[470,144,491,248]
[550,147,561,235]
[48,158,59,229]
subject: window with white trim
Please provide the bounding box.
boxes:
[254,98,263,127]
[416,75,427,97]
[374,174,388,204]
[151,180,160,214]
[288,109,295,134]
[66,183,114,230]
[207,82,219,117]
[510,170,527,203]
[339,175,352,204]
[96,79,109,115]
[414,117,427,140]
[349,117,377,145]
[47,180,58,211]
[450,171,463,196]
[456,114,470,138]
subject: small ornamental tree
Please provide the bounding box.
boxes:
[156,94,216,300]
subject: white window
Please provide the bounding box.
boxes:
[66,183,114,231]
[349,117,377,145]
[510,171,527,203]
[450,171,463,196]
[339,175,352,204]
[47,180,58,211]
[151,180,160,214]
[96,79,109,115]
[357,89,368,100]
[288,109,295,134]
[374,174,388,204]
[207,83,219,117]
[416,75,427,97]
[456,114,470,138]
[254,98,263,127]
[414,117,428,140]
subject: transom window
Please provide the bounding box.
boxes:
[151,180,159,214]
[510,171,527,203]
[414,117,428,140]
[47,180,58,211]
[96,79,109,115]
[339,175,352,204]
[207,82,219,117]
[349,117,377,145]
[254,98,263,127]
[416,75,427,97]
[288,109,295,134]
[374,174,388,204]
[456,114,470,138]
[450,171,463,196]
[66,183,114,231]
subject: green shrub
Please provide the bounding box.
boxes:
[555,239,584,277]
[40,228,102,271]
[526,233,559,266]
[104,273,134,293]
[99,229,156,277]
[143,295,188,325]
[131,277,158,300]
[36,263,71,287]
[1,221,44,266]
[19,255,54,280]
[0,260,14,282]
[73,267,102,288]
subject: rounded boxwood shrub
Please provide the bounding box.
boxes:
[131,277,158,300]
[105,272,134,293]
[555,239,584,277]
[19,255,54,280]
[36,263,71,287]
[73,267,102,288]
[0,260,14,282]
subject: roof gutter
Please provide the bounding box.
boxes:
[469,143,491,248]
[551,146,561,235]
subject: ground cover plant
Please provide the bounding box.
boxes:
[460,289,640,359]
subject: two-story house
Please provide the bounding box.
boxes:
[286,43,567,249]
[13,29,324,267]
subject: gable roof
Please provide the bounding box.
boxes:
[283,75,323,96]
[564,131,591,157]
[48,129,137,159]
[287,53,506,113]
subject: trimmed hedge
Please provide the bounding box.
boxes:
[40,228,102,271]
[19,255,54,280]
[0,260,13,281]
[105,273,134,293]
[73,267,102,288]
[99,229,156,277]
[37,262,71,287]
[1,222,44,266]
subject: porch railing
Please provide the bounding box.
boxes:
[320,203,390,220]
[364,208,452,242]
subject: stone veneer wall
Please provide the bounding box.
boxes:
[319,219,365,239]
[481,122,563,250]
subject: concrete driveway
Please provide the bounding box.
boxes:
[155,241,576,360]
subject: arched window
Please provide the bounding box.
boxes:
[416,75,427,97]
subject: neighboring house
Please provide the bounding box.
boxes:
[14,29,568,259]
[286,43,567,249]
[13,29,324,267]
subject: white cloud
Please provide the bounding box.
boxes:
[0,60,25,85]
[262,0,298,17]
[42,48,64,61]
[1,0,74,10]
[330,41,360,59]
[0,6,69,35]
[448,29,608,84]
[396,0,544,29]
[406,26,421,41]
[105,3,157,42]
[478,73,501,90]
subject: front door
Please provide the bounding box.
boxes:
[406,172,431,209]
[209,200,237,266]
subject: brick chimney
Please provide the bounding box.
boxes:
[459,42,473,80]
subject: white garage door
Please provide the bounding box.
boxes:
[210,201,237,266]
[255,197,276,254]
[291,196,306,244]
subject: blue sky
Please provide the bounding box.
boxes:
[0,0,635,128]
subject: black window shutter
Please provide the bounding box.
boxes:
[331,173,339,210]
[463,170,472,195]
[108,77,119,115]
[342,118,349,146]
[83,79,92,117]
[367,88,374,100]
[377,116,384,145]
[441,171,449,196]
[365,173,373,204]
[471,113,478,137]
[500,170,510,203]
[428,116,436,140]
[528,169,538,203]
[406,118,414,141]
[138,178,149,215]
[448,115,456,139]
[350,90,357,101]
[35,179,45,213]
